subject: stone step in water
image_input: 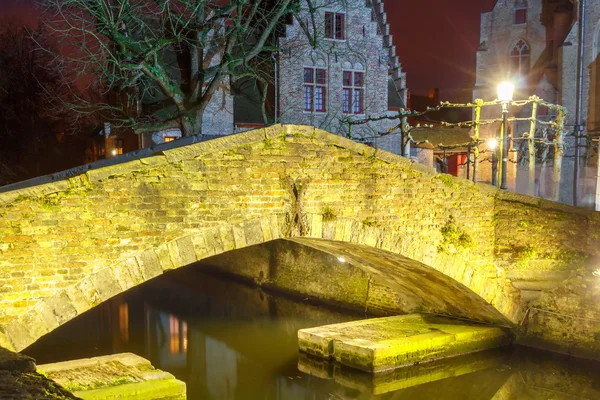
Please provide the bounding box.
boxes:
[298,314,511,373]
[37,353,186,400]
[298,348,510,395]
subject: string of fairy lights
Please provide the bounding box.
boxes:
[342,95,593,179]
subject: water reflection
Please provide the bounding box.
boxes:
[24,268,600,400]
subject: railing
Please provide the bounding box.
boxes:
[343,96,570,194]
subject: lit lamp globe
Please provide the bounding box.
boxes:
[497,82,515,103]
[488,138,498,150]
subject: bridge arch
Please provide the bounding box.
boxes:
[0,216,518,352]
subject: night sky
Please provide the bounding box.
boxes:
[0,0,498,100]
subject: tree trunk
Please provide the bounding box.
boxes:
[179,116,194,137]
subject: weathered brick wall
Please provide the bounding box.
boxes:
[278,0,399,142]
[1,124,599,359]
[494,190,600,358]
[0,124,504,351]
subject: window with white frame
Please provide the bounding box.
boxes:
[342,70,364,114]
[325,12,345,40]
[303,67,327,112]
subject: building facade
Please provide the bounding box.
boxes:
[276,0,406,151]
[474,0,600,208]
[98,0,407,158]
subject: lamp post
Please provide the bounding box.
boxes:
[489,139,498,186]
[497,82,514,190]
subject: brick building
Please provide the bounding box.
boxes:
[97,0,407,158]
[474,0,600,208]
[276,0,406,151]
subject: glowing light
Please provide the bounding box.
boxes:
[112,149,117,156]
[497,82,515,102]
[488,139,498,150]
[337,257,346,263]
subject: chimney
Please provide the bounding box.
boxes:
[428,88,440,105]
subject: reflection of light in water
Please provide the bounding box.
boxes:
[169,315,188,355]
[119,303,129,342]
[183,322,188,353]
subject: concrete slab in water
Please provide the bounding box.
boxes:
[298,349,510,395]
[298,314,511,373]
[37,353,186,399]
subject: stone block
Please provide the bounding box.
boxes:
[269,214,282,240]
[0,320,35,353]
[111,262,137,291]
[308,214,323,238]
[232,225,248,249]
[124,257,145,285]
[64,285,92,315]
[176,236,198,266]
[17,310,49,345]
[85,160,147,182]
[260,217,273,242]
[299,315,510,373]
[191,233,210,260]
[39,292,77,325]
[38,352,186,400]
[91,268,122,302]
[76,276,103,306]
[136,249,163,280]
[219,226,236,252]
[243,220,264,246]
[0,330,16,352]
[0,347,35,373]
[204,228,225,255]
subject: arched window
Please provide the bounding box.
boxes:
[509,39,530,77]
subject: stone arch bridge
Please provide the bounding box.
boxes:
[0,125,599,358]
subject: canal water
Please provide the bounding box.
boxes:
[23,266,600,400]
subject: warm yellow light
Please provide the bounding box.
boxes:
[112,149,117,156]
[497,82,515,102]
[488,139,498,150]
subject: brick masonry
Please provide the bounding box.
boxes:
[277,0,402,143]
[0,125,599,359]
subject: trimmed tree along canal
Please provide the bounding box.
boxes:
[22,266,600,399]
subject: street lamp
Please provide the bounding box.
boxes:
[497,82,514,190]
[488,139,498,186]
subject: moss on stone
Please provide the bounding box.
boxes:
[515,244,538,267]
[322,206,336,222]
[37,195,60,210]
[512,244,588,270]
[263,137,274,149]
[438,217,473,253]
[362,218,378,227]
[434,174,457,188]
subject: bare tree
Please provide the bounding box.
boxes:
[36,0,304,137]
